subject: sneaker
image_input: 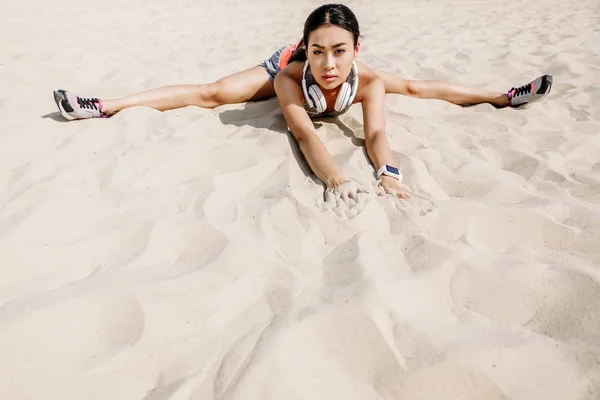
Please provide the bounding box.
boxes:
[508,74,553,108]
[53,89,106,120]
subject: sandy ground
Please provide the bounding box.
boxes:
[1,0,599,399]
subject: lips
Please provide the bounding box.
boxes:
[322,75,337,82]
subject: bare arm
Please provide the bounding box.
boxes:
[361,75,410,199]
[361,77,394,172]
[274,70,348,188]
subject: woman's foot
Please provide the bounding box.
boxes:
[508,74,553,108]
[53,90,106,120]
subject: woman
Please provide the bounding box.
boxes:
[53,4,552,203]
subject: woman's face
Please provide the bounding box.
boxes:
[306,25,359,90]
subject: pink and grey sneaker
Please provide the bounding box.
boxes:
[53,89,106,120]
[508,74,553,108]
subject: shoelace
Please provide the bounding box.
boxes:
[77,96,100,110]
[511,83,532,98]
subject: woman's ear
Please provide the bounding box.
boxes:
[354,42,361,58]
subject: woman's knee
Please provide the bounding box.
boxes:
[406,80,422,97]
[195,82,223,108]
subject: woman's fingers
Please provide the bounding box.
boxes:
[340,187,352,207]
[322,188,336,210]
[319,180,371,218]
[397,189,410,199]
[378,180,411,200]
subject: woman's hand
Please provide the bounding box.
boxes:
[377,175,410,200]
[319,177,370,218]
[327,174,350,189]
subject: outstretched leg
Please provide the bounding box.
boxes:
[375,70,510,107]
[54,66,275,120]
[376,70,553,108]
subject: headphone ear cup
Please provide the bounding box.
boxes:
[308,85,327,114]
[303,82,315,109]
[334,82,351,112]
[301,78,313,109]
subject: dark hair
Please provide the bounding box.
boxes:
[288,4,360,64]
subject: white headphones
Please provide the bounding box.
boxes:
[301,60,359,114]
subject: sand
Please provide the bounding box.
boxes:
[1,0,599,399]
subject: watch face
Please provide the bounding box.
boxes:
[386,165,399,175]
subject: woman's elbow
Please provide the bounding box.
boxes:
[364,130,386,143]
[288,126,308,143]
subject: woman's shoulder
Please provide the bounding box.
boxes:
[354,61,385,103]
[355,61,382,85]
[279,61,305,82]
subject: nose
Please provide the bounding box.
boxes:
[324,54,335,71]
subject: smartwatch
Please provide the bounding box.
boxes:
[376,164,403,181]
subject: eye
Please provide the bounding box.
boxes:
[313,50,323,55]
[335,49,346,54]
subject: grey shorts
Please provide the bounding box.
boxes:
[258,43,298,82]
